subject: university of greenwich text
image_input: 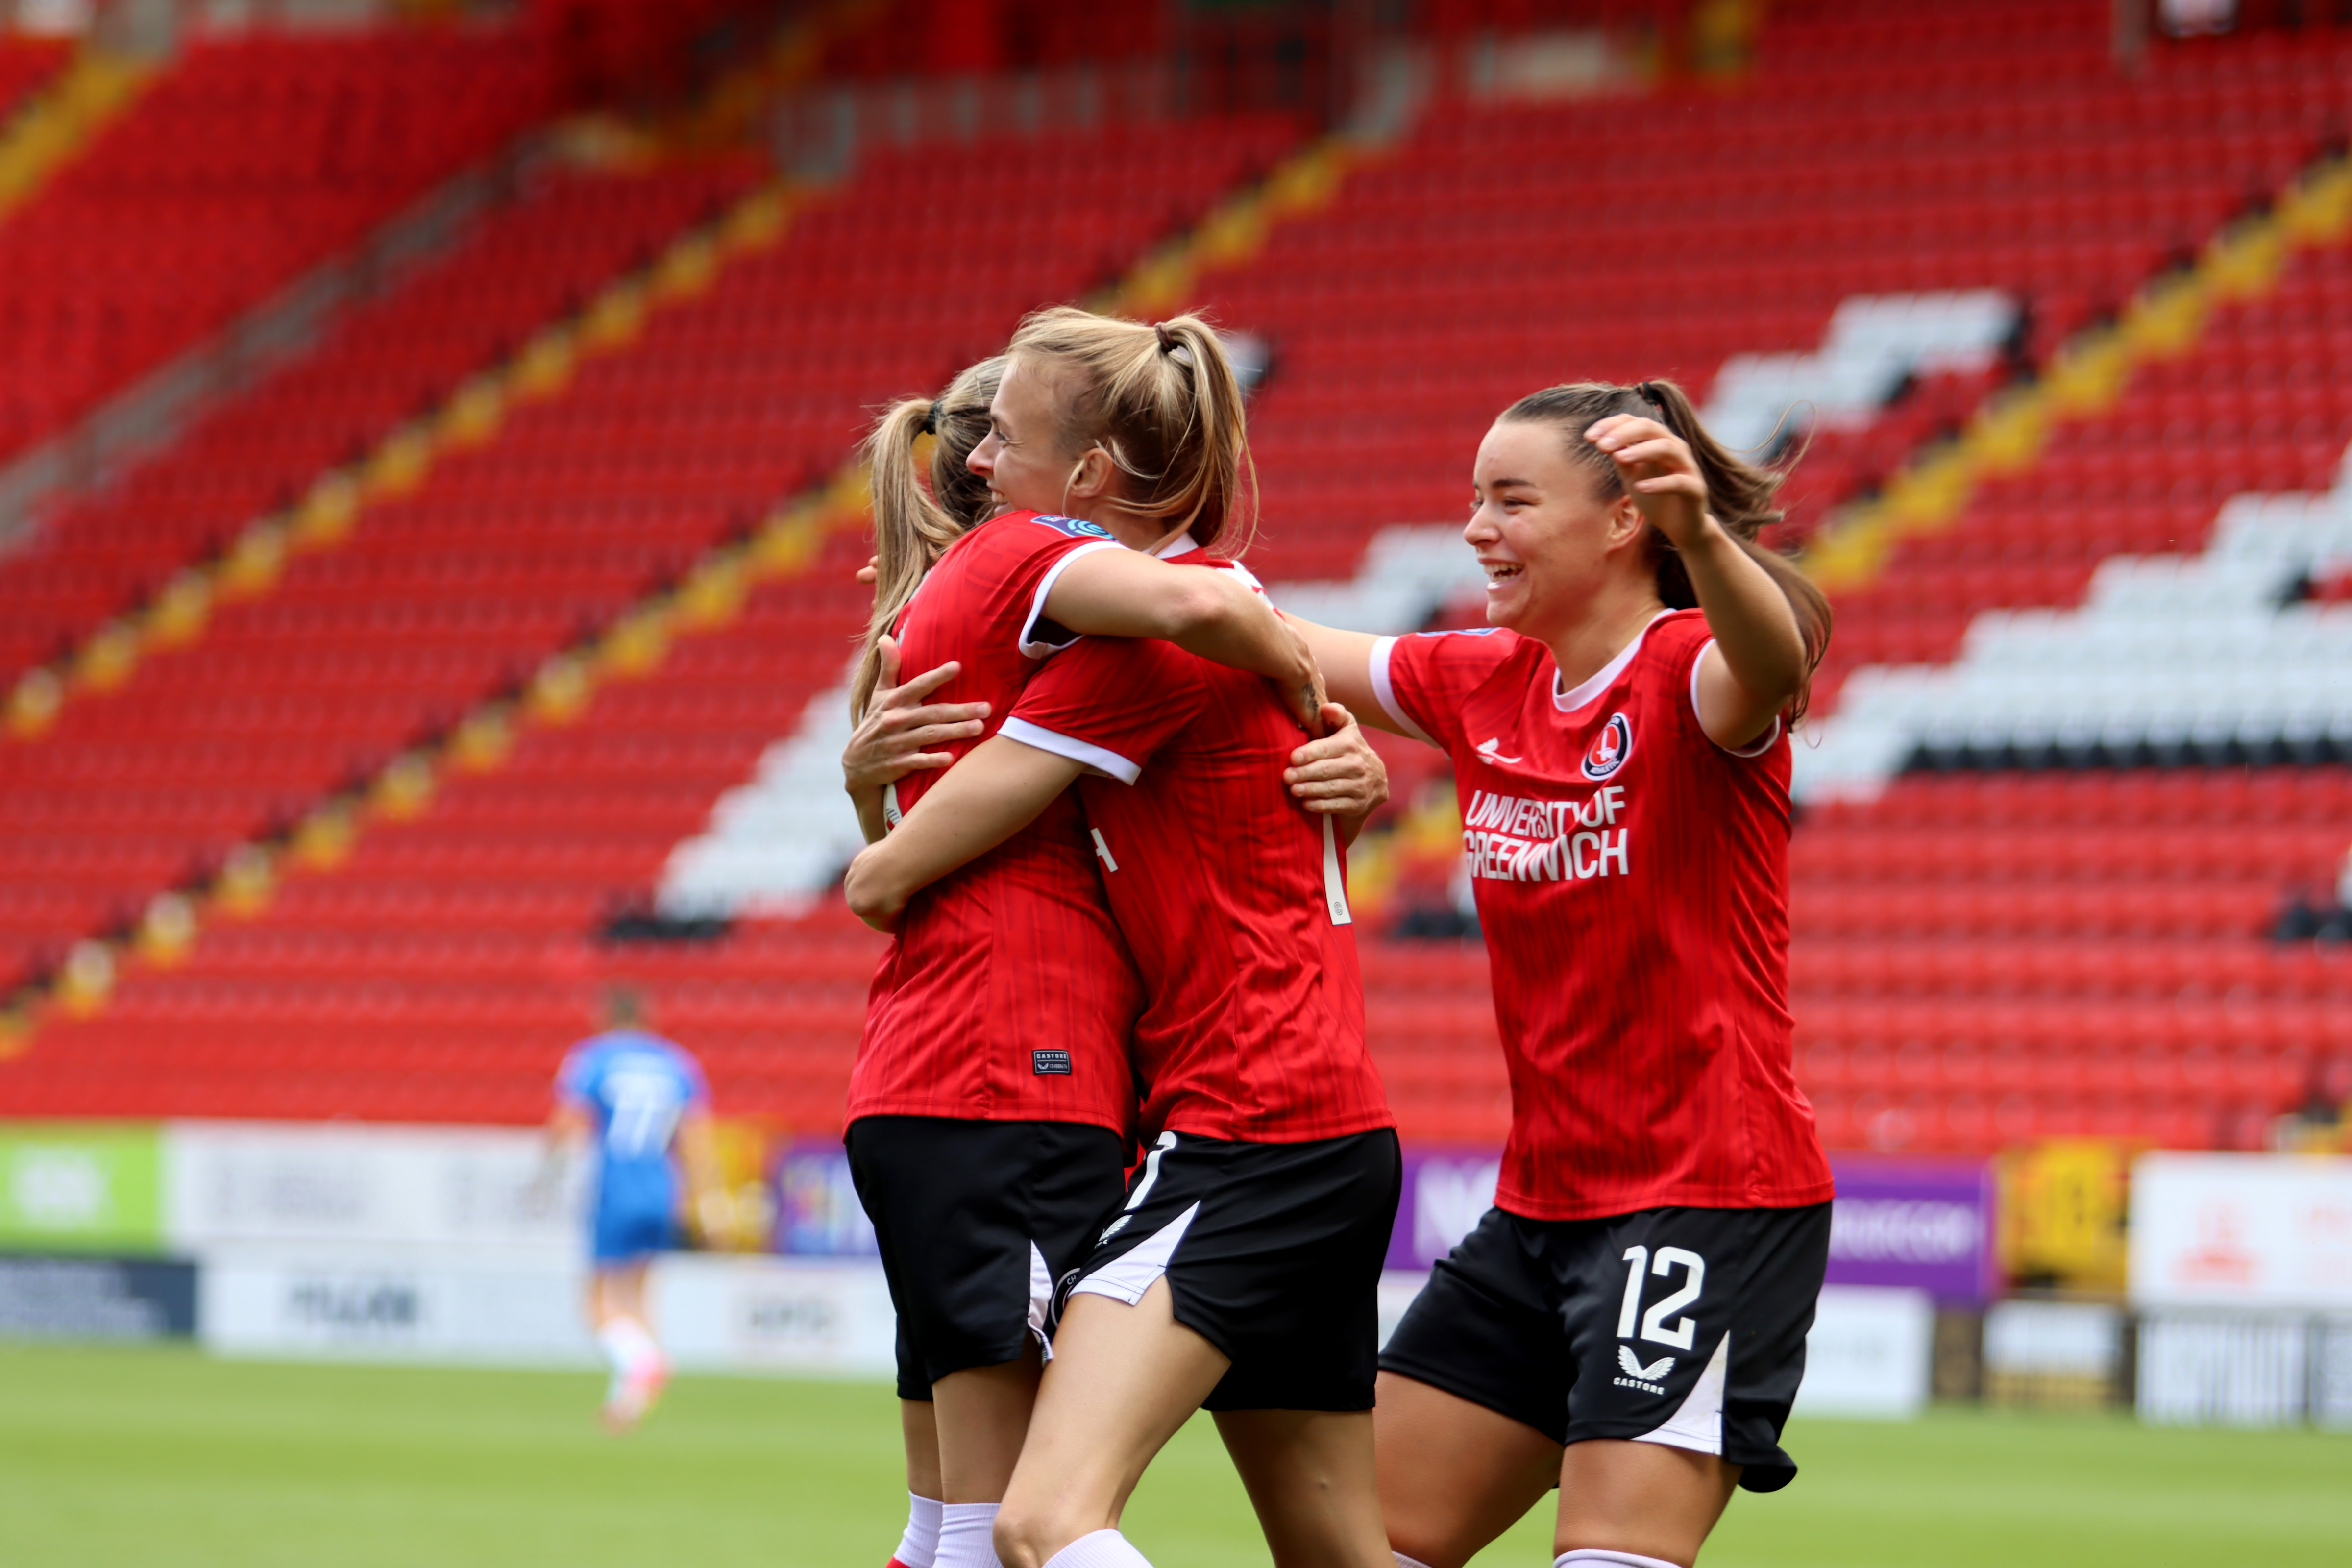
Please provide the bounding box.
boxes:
[1462,785,1629,883]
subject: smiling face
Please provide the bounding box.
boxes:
[968,352,1086,520]
[1466,417,1649,642]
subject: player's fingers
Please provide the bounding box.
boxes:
[894,752,954,771]
[1282,756,1357,783]
[1292,681,1327,736]
[890,661,966,704]
[1607,437,1689,468]
[876,635,902,688]
[855,564,878,586]
[1632,475,1708,497]
[896,720,986,749]
[886,700,990,730]
[1585,415,1664,449]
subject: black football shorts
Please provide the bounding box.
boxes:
[846,1115,1129,1401]
[1058,1127,1402,1412]
[1379,1201,1832,1492]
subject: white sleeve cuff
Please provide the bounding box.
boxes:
[1368,636,1436,746]
[1019,540,1122,658]
[999,715,1143,784]
[1692,638,1782,758]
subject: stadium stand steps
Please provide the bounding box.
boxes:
[8,2,2350,1154]
[0,112,1307,1124]
[0,30,560,468]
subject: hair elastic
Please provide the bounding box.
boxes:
[1154,322,1176,353]
[921,403,938,437]
[1637,381,1675,426]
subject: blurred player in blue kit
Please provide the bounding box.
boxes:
[547,985,726,1430]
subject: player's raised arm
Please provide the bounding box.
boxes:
[1275,616,1398,737]
[1587,421,1805,752]
[1039,549,1322,730]
[842,735,1084,931]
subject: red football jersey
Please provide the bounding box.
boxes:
[1004,551,1392,1145]
[1372,610,1833,1220]
[849,510,1141,1135]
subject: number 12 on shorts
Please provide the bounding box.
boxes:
[1617,1245,1705,1351]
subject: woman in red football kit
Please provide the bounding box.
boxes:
[847,309,1400,1568]
[1289,381,1837,1568]
[840,332,1390,1568]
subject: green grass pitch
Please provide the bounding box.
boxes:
[1,1343,2346,1567]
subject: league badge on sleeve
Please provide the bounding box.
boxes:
[1031,514,1114,539]
[1582,712,1633,781]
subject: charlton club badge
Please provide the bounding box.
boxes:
[1582,713,1633,781]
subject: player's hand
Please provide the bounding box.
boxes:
[856,554,878,587]
[842,636,989,795]
[1274,611,1329,736]
[1285,704,1387,818]
[842,843,906,933]
[1586,414,1713,552]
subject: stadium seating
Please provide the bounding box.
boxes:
[0,113,1303,1122]
[0,29,554,466]
[0,34,67,118]
[0,155,751,686]
[4,2,2349,1155]
[0,153,765,983]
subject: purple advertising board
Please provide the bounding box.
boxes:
[1821,1154,1996,1305]
[1385,1147,1995,1306]
[1385,1146,1502,1271]
[771,1137,1994,1304]
[771,1139,878,1257]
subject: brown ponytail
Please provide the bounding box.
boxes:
[1005,306,1255,556]
[851,355,1006,721]
[1498,378,1833,728]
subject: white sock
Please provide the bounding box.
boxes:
[892,1493,944,1568]
[935,1502,1003,1568]
[1394,1556,1437,1568]
[595,1317,659,1396]
[1557,1551,1686,1568]
[1042,1531,1155,1568]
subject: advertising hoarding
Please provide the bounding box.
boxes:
[1824,1156,1996,1306]
[1384,1147,1994,1306]
[164,1121,586,1259]
[2128,1152,2352,1311]
[0,1254,196,1338]
[0,1123,164,1254]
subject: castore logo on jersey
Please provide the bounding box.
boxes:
[1581,713,1633,781]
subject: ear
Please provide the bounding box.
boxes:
[1601,490,1649,554]
[1062,445,1120,507]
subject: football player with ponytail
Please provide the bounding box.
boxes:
[1288,380,1836,1568]
[839,335,1387,1568]
[847,308,1399,1568]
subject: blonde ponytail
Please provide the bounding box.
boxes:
[1005,307,1254,555]
[851,355,1005,721]
[1499,378,1834,728]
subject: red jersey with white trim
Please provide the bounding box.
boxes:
[1005,555,1391,1145]
[1372,609,1832,1220]
[850,510,1140,1135]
